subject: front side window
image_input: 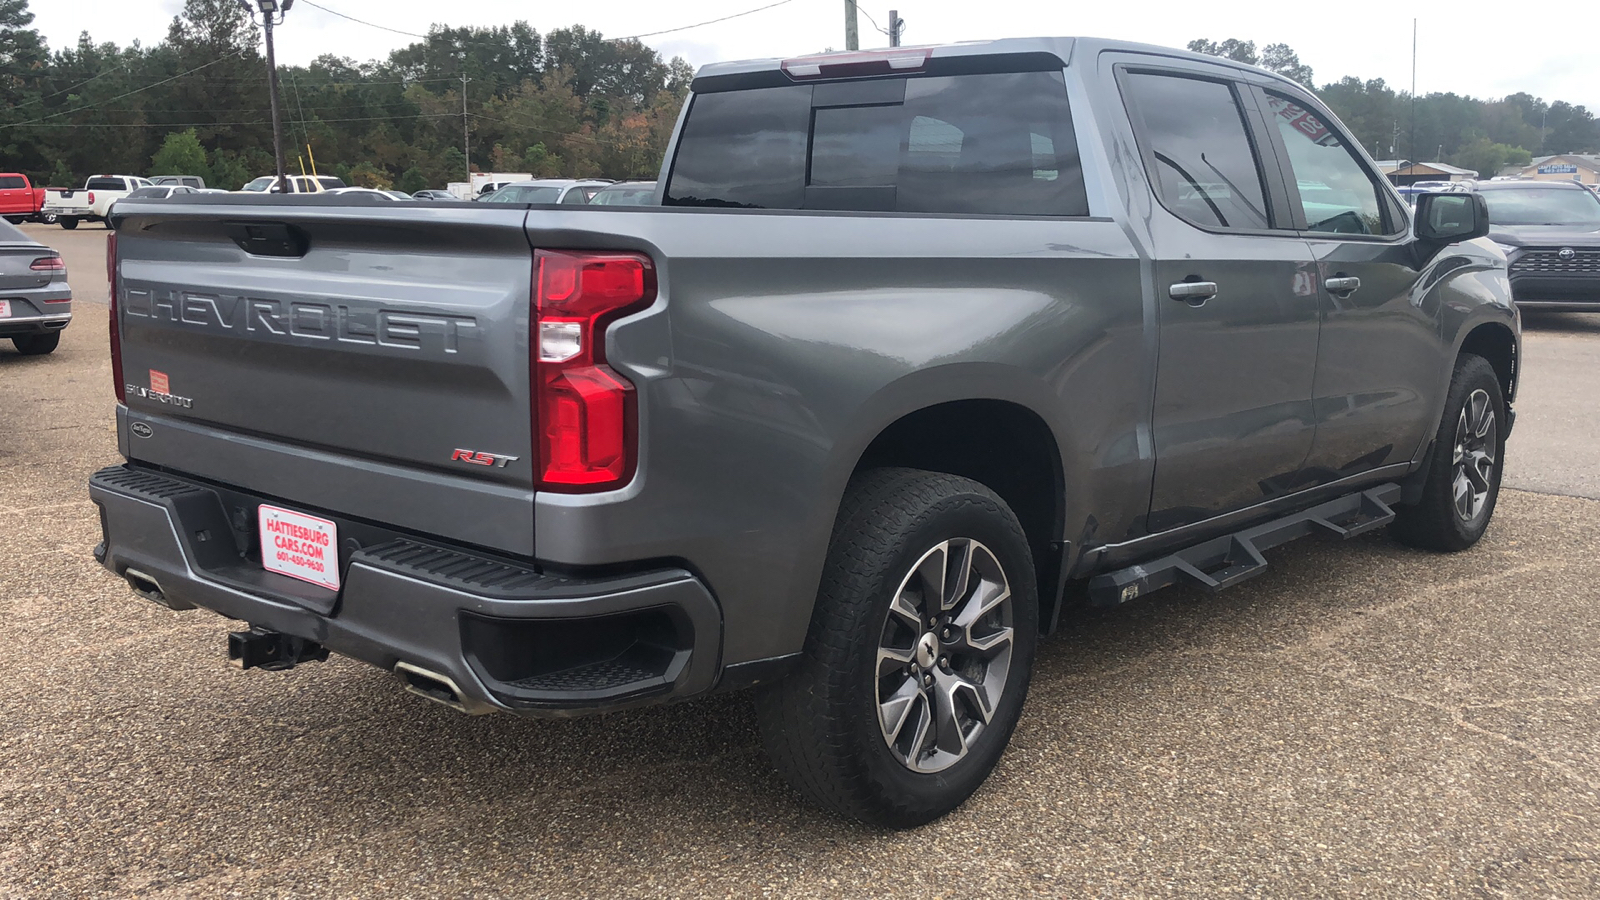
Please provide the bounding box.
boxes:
[0,176,24,189]
[1121,72,1271,230]
[665,71,1088,216]
[1265,94,1389,235]
[241,177,273,192]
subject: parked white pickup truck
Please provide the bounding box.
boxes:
[43,175,151,229]
[237,174,346,194]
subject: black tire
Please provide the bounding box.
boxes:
[755,467,1038,827]
[12,332,61,355]
[3,216,23,225]
[1394,353,1505,552]
[59,217,78,230]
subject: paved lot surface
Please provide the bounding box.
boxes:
[3,223,1599,898]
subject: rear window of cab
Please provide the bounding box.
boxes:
[665,70,1088,217]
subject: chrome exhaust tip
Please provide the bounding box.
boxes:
[124,567,194,611]
[395,661,493,715]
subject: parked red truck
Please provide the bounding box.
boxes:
[0,173,49,224]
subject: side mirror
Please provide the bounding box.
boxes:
[1414,192,1489,244]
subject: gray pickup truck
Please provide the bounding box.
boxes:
[92,37,1519,826]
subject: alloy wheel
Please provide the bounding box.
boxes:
[875,538,1015,773]
[1452,388,1497,522]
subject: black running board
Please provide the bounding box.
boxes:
[1088,483,1401,607]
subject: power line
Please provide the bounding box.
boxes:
[298,0,430,39]
[611,0,797,41]
[12,66,123,109]
[468,112,628,148]
[1,49,249,129]
[856,5,891,36]
[6,113,462,129]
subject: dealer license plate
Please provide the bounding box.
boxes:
[258,504,340,590]
[0,300,10,318]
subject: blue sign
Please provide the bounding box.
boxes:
[1538,164,1579,174]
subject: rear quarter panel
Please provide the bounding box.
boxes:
[529,207,1146,664]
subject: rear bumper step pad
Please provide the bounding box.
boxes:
[1088,484,1400,607]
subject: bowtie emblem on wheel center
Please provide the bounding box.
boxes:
[915,631,939,669]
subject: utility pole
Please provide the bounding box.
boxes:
[1408,18,1416,178]
[844,0,859,51]
[254,0,293,191]
[460,72,471,180]
[889,10,904,47]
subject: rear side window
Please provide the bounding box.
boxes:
[1120,72,1271,230]
[87,178,126,191]
[665,71,1088,217]
[0,175,24,189]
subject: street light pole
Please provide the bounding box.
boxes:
[251,0,292,191]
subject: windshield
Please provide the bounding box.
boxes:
[591,186,657,205]
[241,177,274,192]
[484,185,561,203]
[1483,188,1600,228]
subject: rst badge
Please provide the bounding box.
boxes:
[451,449,519,468]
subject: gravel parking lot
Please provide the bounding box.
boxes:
[4,223,1599,897]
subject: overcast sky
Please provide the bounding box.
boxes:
[29,0,1600,109]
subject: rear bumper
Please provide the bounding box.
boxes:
[89,464,723,717]
[0,311,71,337]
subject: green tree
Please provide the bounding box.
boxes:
[1260,43,1313,88]
[1451,138,1532,178]
[396,166,428,193]
[1186,38,1257,64]
[150,128,211,180]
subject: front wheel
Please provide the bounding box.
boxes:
[1394,353,1505,551]
[58,217,78,230]
[755,468,1038,827]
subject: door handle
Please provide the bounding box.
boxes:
[1169,281,1219,304]
[1325,275,1361,295]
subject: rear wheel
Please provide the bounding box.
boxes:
[1394,353,1504,551]
[755,467,1038,827]
[12,332,60,355]
[58,217,78,230]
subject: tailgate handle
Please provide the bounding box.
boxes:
[223,221,309,258]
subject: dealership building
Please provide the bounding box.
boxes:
[1515,155,1600,185]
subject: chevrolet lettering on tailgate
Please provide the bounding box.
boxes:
[122,288,479,357]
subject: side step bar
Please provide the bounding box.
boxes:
[1088,483,1401,607]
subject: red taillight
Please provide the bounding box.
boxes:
[781,48,930,80]
[533,249,655,490]
[108,232,123,403]
[30,255,65,271]
[87,191,95,205]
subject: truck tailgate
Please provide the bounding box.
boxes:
[112,202,538,556]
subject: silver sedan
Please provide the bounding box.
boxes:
[0,219,72,355]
